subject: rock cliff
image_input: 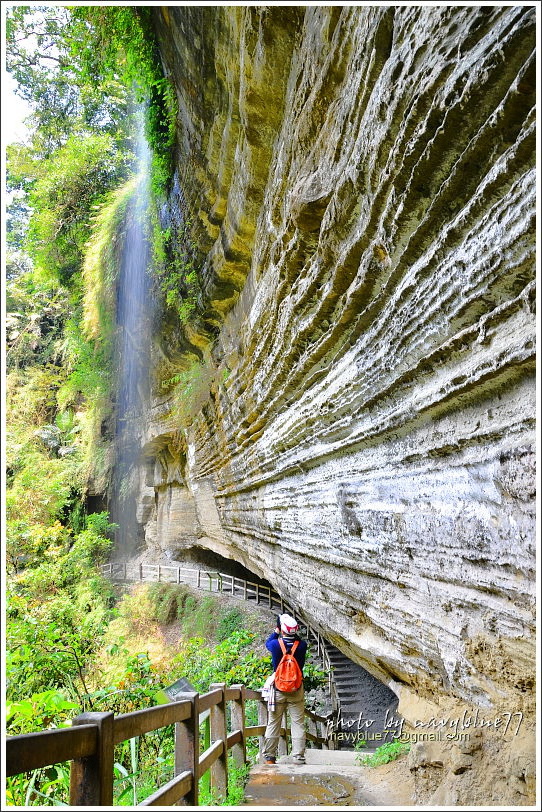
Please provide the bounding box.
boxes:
[133,3,535,771]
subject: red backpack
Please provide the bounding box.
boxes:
[274,639,303,692]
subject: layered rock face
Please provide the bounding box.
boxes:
[141,4,535,733]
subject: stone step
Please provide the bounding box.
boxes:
[330,665,370,677]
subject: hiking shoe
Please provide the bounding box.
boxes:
[292,756,306,764]
[265,758,276,765]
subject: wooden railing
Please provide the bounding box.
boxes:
[101,562,341,713]
[6,683,331,806]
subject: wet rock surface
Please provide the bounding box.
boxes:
[244,750,414,807]
[134,8,535,801]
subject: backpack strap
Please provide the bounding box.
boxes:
[278,638,299,655]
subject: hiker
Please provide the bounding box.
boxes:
[263,613,308,765]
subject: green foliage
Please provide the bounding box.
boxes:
[198,758,250,806]
[6,5,132,157]
[5,274,68,370]
[6,514,115,709]
[160,359,214,427]
[146,582,187,625]
[5,250,115,520]
[225,762,251,805]
[217,608,246,641]
[6,453,76,529]
[55,312,115,493]
[355,738,411,766]
[180,594,220,639]
[6,763,71,807]
[71,5,177,196]
[301,660,327,692]
[151,212,201,324]
[82,176,138,343]
[6,690,79,736]
[174,631,273,693]
[25,133,131,285]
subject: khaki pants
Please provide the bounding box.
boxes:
[263,686,305,760]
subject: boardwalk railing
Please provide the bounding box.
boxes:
[101,562,340,713]
[6,683,331,806]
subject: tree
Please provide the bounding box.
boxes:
[6,5,133,156]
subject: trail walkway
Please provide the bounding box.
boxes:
[103,560,400,747]
[244,750,414,806]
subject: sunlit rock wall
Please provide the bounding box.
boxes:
[143,5,536,717]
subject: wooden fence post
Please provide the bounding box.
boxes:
[174,693,199,806]
[70,712,114,806]
[209,683,227,799]
[257,700,268,763]
[230,685,246,767]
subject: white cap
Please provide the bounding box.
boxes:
[280,614,298,634]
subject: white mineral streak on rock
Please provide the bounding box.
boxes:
[141,5,535,722]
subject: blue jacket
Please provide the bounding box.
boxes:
[266,632,307,672]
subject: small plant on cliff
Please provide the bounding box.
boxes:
[151,211,201,325]
[355,738,410,766]
[160,359,214,426]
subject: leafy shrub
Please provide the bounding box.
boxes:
[146,582,186,625]
[198,758,250,806]
[355,739,411,766]
[181,595,219,638]
[173,631,272,693]
[151,214,201,324]
[301,660,327,692]
[217,607,246,641]
[6,690,79,736]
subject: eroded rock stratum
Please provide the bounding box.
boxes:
[134,4,534,773]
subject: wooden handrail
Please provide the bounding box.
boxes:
[139,770,193,807]
[6,724,98,776]
[244,724,266,737]
[113,699,192,744]
[198,738,224,777]
[226,729,243,748]
[197,688,223,713]
[6,684,332,806]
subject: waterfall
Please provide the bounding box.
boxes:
[111,115,153,557]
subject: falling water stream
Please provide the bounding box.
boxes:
[110,119,153,558]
